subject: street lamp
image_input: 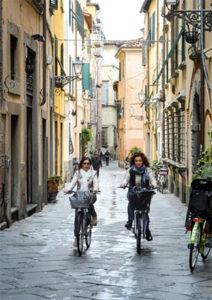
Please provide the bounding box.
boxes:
[73,57,83,77]
[55,57,83,88]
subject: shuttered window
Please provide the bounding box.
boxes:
[82,63,91,90]
[76,0,84,39]
[69,0,72,26]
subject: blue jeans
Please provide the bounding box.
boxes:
[127,201,150,231]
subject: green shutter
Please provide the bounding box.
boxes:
[50,0,58,9]
[82,63,91,90]
[69,0,72,26]
[152,12,155,44]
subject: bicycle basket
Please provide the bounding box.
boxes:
[69,191,95,209]
[128,187,155,211]
[189,179,212,215]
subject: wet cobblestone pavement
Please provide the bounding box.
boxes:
[0,162,212,300]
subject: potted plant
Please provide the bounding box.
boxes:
[47,175,61,203]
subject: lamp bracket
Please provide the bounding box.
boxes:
[54,75,80,88]
[163,9,212,32]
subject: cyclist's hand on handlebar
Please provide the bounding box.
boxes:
[120,184,126,188]
[153,184,158,189]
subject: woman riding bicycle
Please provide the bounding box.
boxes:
[65,157,99,246]
[120,152,157,241]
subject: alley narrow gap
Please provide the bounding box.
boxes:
[0,162,211,300]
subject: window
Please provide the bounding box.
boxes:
[76,0,84,39]
[10,35,18,80]
[69,0,72,26]
[116,100,122,119]
[69,56,72,93]
[102,81,109,105]
[151,12,155,45]
[60,43,64,69]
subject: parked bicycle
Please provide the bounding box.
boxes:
[157,167,168,193]
[69,190,96,256]
[151,161,168,193]
[185,178,212,272]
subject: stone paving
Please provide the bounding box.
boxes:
[0,162,211,300]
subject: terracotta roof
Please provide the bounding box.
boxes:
[121,38,143,48]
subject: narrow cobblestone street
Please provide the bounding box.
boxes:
[0,162,212,300]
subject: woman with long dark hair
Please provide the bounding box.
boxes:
[65,157,99,246]
[120,152,157,241]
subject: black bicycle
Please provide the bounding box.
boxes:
[69,191,95,256]
[130,187,156,254]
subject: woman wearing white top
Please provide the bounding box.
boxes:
[65,157,99,246]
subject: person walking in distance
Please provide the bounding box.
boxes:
[104,150,111,166]
[92,151,102,177]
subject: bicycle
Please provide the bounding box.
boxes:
[157,167,168,194]
[131,187,156,254]
[185,178,212,272]
[187,214,211,272]
[120,186,156,254]
[69,191,96,256]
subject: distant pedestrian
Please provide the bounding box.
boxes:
[92,152,102,177]
[104,150,111,166]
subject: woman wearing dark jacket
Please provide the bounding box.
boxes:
[120,152,157,241]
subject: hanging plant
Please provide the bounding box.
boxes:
[130,146,142,155]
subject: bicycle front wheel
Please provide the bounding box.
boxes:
[189,223,201,272]
[76,213,85,256]
[85,215,92,249]
[136,214,141,254]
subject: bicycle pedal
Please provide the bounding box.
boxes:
[187,243,192,249]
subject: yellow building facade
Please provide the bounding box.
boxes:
[53,0,65,179]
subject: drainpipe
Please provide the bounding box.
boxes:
[74,0,78,129]
[162,1,166,159]
[40,0,46,106]
[200,0,205,150]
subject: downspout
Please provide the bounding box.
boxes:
[40,0,46,106]
[200,0,205,150]
[162,1,166,159]
[74,0,78,129]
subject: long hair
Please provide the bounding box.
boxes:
[78,157,92,170]
[130,152,150,167]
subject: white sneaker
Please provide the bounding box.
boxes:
[73,238,77,247]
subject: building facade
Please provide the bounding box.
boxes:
[140,0,212,203]
[115,40,145,166]
[101,41,120,158]
[0,0,54,227]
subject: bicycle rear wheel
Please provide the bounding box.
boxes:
[136,214,141,254]
[189,223,201,272]
[76,213,85,256]
[85,215,92,249]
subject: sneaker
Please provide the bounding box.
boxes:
[146,230,153,241]
[73,238,77,247]
[91,216,97,226]
[125,221,132,230]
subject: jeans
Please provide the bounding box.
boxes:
[127,201,150,231]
